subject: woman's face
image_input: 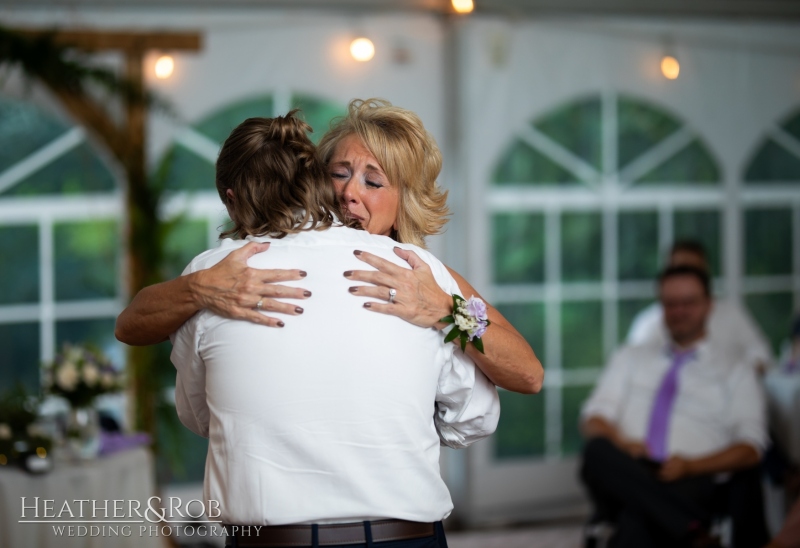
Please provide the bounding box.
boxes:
[329,134,399,237]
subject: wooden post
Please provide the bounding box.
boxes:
[14,28,201,444]
[124,47,158,438]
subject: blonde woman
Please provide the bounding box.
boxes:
[116,99,543,395]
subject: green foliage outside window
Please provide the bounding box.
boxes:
[746,110,800,183]
[54,220,119,301]
[618,211,659,280]
[744,208,792,277]
[0,323,40,393]
[492,213,545,284]
[0,225,38,305]
[535,97,602,171]
[617,97,681,170]
[494,390,545,459]
[561,212,602,282]
[0,98,115,197]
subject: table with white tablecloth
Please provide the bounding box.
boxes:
[0,447,163,548]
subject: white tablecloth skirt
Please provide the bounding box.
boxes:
[0,448,164,548]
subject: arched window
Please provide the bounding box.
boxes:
[0,97,122,393]
[742,107,800,353]
[489,93,724,460]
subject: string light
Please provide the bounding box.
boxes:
[350,38,375,62]
[452,0,474,14]
[661,55,680,80]
[154,55,175,79]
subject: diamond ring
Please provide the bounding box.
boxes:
[388,288,397,304]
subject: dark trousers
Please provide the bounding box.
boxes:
[581,437,715,547]
[226,521,447,548]
[580,437,769,548]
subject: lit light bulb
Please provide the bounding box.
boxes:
[154,55,175,79]
[661,55,680,80]
[350,38,375,62]
[452,0,474,13]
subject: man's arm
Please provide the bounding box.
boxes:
[659,443,760,481]
[582,415,650,459]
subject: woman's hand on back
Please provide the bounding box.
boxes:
[191,241,311,328]
[344,247,453,329]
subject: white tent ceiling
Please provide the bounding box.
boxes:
[2,0,800,19]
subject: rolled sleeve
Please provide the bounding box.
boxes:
[435,346,500,449]
[581,348,633,425]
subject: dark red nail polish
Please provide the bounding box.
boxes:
[299,271,307,277]
[303,291,312,297]
[363,302,371,308]
[354,250,362,256]
[277,321,285,328]
[295,307,304,314]
[349,287,358,293]
[344,271,353,277]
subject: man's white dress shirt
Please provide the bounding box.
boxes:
[626,300,773,371]
[581,341,767,459]
[170,225,500,526]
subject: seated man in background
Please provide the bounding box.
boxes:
[627,240,773,373]
[171,113,500,548]
[581,265,768,548]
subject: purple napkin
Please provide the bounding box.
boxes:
[99,431,151,456]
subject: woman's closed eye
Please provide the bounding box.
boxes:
[330,170,350,180]
[365,179,383,189]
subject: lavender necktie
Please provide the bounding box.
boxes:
[645,348,697,462]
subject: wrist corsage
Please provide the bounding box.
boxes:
[440,295,491,353]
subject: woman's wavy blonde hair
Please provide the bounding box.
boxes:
[317,98,450,248]
[216,111,343,239]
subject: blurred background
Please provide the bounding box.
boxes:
[0,0,798,542]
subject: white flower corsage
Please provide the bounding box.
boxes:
[440,294,491,353]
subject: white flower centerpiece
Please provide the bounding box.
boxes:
[43,344,123,459]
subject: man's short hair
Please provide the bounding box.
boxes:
[658,265,712,297]
[216,111,343,239]
[669,240,708,262]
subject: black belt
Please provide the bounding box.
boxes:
[225,519,436,547]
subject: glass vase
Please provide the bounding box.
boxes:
[65,406,100,460]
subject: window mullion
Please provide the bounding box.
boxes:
[39,215,55,366]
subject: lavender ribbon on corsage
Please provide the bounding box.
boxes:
[440,294,491,353]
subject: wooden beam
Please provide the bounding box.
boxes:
[16,29,201,52]
[40,83,128,161]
